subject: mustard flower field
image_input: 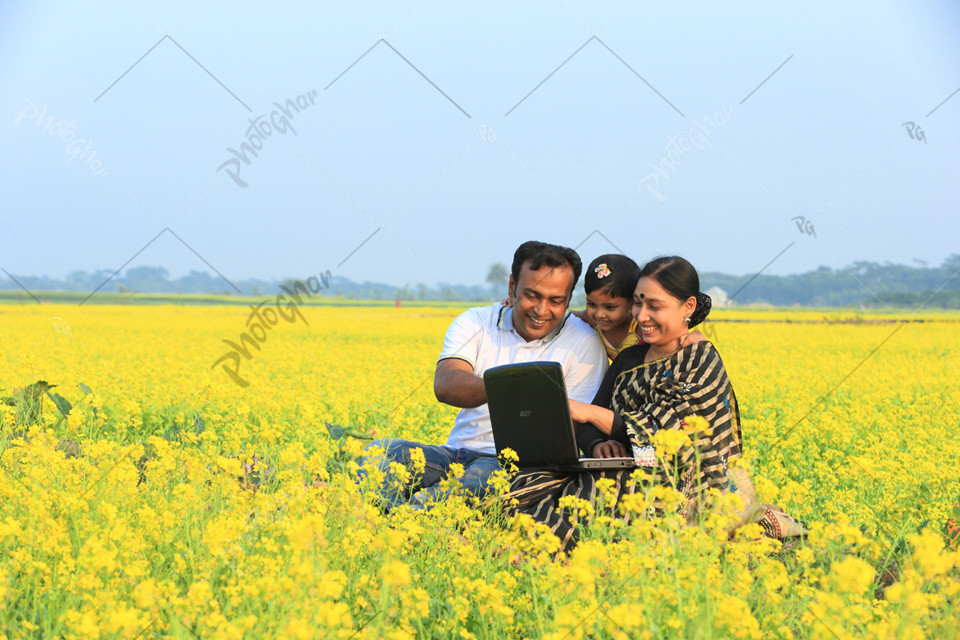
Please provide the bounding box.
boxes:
[2,304,959,639]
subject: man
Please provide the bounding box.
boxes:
[362,240,608,510]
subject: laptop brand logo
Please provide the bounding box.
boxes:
[520,410,531,417]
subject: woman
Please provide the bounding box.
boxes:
[507,256,804,553]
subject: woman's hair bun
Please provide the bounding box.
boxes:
[688,292,712,328]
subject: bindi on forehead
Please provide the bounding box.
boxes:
[637,293,670,303]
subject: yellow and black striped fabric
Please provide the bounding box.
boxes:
[507,341,744,553]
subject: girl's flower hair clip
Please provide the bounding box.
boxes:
[594,263,611,279]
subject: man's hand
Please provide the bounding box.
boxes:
[434,358,487,408]
[591,440,630,458]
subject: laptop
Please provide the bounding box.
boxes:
[483,361,635,471]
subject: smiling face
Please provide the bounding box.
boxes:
[632,276,697,349]
[508,260,575,341]
[585,288,633,332]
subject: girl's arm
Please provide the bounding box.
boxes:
[572,308,595,327]
[570,399,613,433]
[572,349,640,455]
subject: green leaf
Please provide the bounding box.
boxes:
[23,380,55,401]
[46,392,72,418]
[325,422,346,440]
[346,429,376,441]
[163,420,182,441]
[77,383,93,395]
[194,414,205,435]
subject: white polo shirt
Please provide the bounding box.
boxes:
[438,303,608,455]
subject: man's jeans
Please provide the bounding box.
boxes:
[360,438,500,511]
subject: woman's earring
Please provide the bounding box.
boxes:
[684,317,690,324]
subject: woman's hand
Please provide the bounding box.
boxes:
[591,440,630,458]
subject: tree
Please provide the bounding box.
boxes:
[121,266,170,293]
[65,270,90,291]
[394,284,413,301]
[179,270,221,294]
[486,263,509,297]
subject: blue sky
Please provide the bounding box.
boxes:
[2,0,958,291]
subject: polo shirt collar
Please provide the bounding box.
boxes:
[497,304,570,344]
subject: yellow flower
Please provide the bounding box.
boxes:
[388,461,412,486]
[909,529,954,579]
[317,570,347,599]
[829,556,874,595]
[380,560,412,588]
[559,495,595,519]
[712,594,762,639]
[409,446,426,475]
[498,447,519,473]
[682,415,712,436]
[651,429,691,458]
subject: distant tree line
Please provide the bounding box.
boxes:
[859,289,960,309]
[2,255,958,307]
[700,255,960,307]
[0,266,496,302]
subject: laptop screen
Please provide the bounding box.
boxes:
[483,361,581,467]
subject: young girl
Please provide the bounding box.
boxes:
[574,254,704,360]
[572,255,642,359]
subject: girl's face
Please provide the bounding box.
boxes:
[585,288,633,332]
[632,276,696,347]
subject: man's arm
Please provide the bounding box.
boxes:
[434,358,487,408]
[563,330,609,404]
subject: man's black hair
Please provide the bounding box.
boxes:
[510,241,583,294]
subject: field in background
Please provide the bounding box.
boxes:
[2,304,959,638]
[0,291,476,307]
[5,290,960,317]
